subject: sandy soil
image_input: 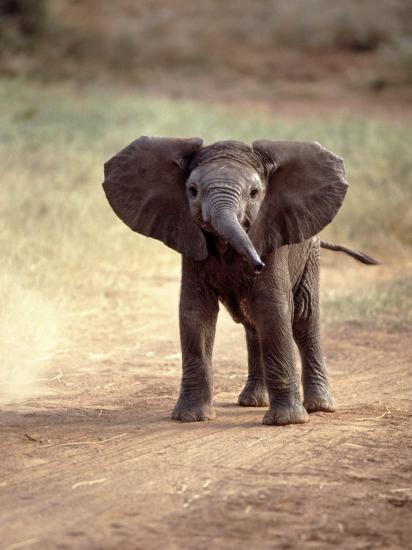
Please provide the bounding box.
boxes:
[1,270,411,550]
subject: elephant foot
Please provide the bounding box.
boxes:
[172,395,215,422]
[304,387,336,413]
[238,380,269,407]
[262,402,309,426]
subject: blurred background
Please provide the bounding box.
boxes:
[0,0,411,401]
[1,0,412,100]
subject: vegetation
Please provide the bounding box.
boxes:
[323,276,412,325]
[0,1,411,91]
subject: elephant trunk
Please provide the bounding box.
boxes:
[209,208,264,274]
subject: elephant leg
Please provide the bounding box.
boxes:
[293,246,335,413]
[252,282,308,426]
[172,260,219,422]
[238,327,268,407]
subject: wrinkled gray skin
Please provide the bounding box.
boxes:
[103,137,354,425]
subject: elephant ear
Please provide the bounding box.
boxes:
[250,140,348,255]
[103,136,207,260]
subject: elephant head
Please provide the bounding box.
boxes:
[103,136,348,272]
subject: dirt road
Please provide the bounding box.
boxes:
[1,273,411,549]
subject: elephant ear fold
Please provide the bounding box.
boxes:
[103,136,207,261]
[251,140,348,254]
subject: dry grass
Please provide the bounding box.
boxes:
[321,271,412,325]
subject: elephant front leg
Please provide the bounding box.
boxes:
[255,297,309,426]
[238,327,268,407]
[172,265,218,422]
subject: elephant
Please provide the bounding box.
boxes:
[103,137,377,426]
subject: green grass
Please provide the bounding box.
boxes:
[1,77,411,312]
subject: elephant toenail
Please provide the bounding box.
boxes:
[180,413,196,422]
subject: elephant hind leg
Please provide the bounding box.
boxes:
[293,246,335,413]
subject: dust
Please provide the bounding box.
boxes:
[0,274,65,404]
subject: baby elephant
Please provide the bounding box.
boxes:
[103,137,376,426]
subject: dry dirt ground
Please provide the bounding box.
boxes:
[1,267,411,550]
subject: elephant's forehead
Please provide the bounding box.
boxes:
[189,162,261,185]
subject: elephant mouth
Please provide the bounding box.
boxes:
[242,220,251,233]
[199,219,217,235]
[197,210,263,273]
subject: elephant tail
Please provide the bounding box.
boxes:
[320,240,379,265]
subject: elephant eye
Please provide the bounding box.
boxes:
[188,185,198,198]
[250,188,259,198]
